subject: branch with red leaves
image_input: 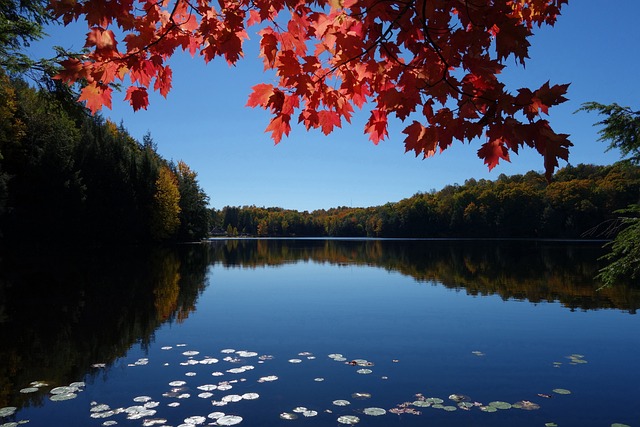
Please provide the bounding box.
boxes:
[50,0,571,179]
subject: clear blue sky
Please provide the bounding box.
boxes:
[33,1,640,212]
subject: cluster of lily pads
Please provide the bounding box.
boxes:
[0,348,634,427]
[387,392,546,416]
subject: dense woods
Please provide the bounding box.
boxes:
[0,70,209,245]
[212,162,640,240]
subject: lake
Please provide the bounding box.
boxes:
[0,239,639,427]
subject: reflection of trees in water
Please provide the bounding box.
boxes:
[0,239,636,409]
[0,245,208,409]
[207,239,640,313]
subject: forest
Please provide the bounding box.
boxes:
[212,162,640,239]
[0,70,210,245]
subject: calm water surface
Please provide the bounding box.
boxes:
[0,239,639,427]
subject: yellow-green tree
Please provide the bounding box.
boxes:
[151,165,181,240]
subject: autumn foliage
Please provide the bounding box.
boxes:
[50,0,571,178]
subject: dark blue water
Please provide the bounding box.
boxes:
[1,240,639,427]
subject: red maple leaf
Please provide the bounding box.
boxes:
[78,81,112,113]
[318,110,341,135]
[124,86,149,111]
[477,138,511,171]
[364,109,388,144]
[265,114,291,143]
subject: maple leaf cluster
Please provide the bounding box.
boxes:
[50,0,571,178]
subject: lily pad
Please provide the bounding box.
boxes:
[552,388,572,395]
[197,384,217,391]
[332,400,351,406]
[448,394,470,402]
[221,394,242,403]
[50,386,76,395]
[236,351,258,358]
[207,412,226,420]
[412,401,431,407]
[217,415,243,425]
[292,407,307,413]
[0,407,17,417]
[480,406,497,413]
[458,402,474,410]
[337,415,360,424]
[184,415,206,424]
[363,407,386,416]
[424,397,444,404]
[443,406,457,411]
[302,410,318,417]
[488,401,512,410]
[279,413,298,420]
[512,401,540,410]
[19,387,39,394]
[241,393,259,400]
[611,424,631,427]
[50,392,77,401]
[356,369,372,374]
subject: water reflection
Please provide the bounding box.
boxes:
[207,239,640,313]
[0,245,208,409]
[1,239,637,411]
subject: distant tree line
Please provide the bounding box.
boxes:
[211,162,640,239]
[0,70,209,245]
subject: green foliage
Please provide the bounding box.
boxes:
[174,161,209,241]
[0,74,208,245]
[580,102,640,286]
[210,163,640,242]
[0,0,50,72]
[597,205,640,286]
[579,102,640,165]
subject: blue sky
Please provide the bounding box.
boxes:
[33,1,640,211]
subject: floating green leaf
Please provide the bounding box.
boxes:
[184,415,206,424]
[512,401,540,410]
[610,424,631,427]
[0,407,17,417]
[363,407,386,416]
[488,401,512,410]
[332,400,350,406]
[217,415,243,425]
[208,412,225,420]
[279,412,297,420]
[412,401,431,407]
[337,415,360,424]
[50,393,77,401]
[552,389,571,395]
